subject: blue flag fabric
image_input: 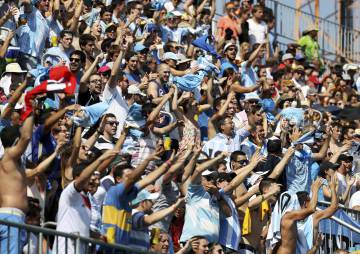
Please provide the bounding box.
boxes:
[319,209,360,244]
[192,35,221,59]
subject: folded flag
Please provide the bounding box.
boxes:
[22,66,77,120]
[72,101,110,127]
[192,35,221,59]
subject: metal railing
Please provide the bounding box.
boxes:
[0,219,153,254]
[265,0,360,62]
[316,202,360,253]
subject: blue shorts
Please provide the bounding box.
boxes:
[0,208,26,254]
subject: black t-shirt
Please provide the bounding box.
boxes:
[78,89,100,106]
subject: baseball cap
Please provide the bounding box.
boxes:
[163,52,178,61]
[282,53,294,62]
[320,161,339,171]
[338,153,353,163]
[134,43,148,53]
[127,84,146,97]
[98,65,111,74]
[131,189,160,206]
[223,42,237,52]
[217,172,236,182]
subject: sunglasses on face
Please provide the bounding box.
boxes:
[70,57,80,63]
[107,121,119,126]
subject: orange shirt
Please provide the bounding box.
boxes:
[217,15,241,38]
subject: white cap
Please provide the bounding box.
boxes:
[282,53,294,62]
[127,84,146,97]
[223,42,237,52]
[163,52,178,61]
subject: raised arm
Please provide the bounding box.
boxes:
[247,183,281,209]
[26,140,66,180]
[190,152,227,184]
[144,198,185,225]
[66,126,82,168]
[162,148,192,184]
[1,75,28,119]
[136,152,177,190]
[124,151,162,191]
[147,89,174,124]
[268,147,295,179]
[0,30,15,59]
[313,175,338,225]
[7,115,33,160]
[74,149,118,191]
[79,53,104,92]
[68,0,83,33]
[223,151,264,194]
[312,137,330,160]
[182,147,201,183]
[246,43,264,68]
[43,104,80,134]
[96,127,129,172]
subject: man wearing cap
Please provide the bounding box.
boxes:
[180,152,231,245]
[298,25,320,63]
[0,63,26,96]
[336,153,356,204]
[129,189,184,250]
[161,11,202,44]
[220,42,239,76]
[134,43,151,75]
[279,53,294,70]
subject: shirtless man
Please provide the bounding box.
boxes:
[275,178,322,254]
[0,115,33,253]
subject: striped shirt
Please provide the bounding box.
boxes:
[180,183,220,243]
[219,190,241,251]
[129,210,150,251]
[202,128,250,159]
[102,183,139,245]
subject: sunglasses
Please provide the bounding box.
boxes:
[70,57,80,63]
[107,121,119,126]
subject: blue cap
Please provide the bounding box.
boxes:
[295,53,305,61]
[134,43,147,53]
[131,190,160,206]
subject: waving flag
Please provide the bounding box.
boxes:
[22,66,77,120]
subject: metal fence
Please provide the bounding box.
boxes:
[0,219,153,254]
[316,202,360,253]
[265,0,360,62]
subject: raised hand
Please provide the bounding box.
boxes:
[311,178,323,193]
[268,183,281,195]
[99,149,119,161]
[329,174,336,190]
[173,197,185,208]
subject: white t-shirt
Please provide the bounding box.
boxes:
[54,182,91,254]
[349,191,360,209]
[103,84,129,138]
[247,18,268,46]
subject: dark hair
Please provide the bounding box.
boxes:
[125,51,137,61]
[100,6,113,17]
[296,191,309,207]
[267,139,282,154]
[252,4,264,14]
[126,1,141,14]
[0,126,20,148]
[218,116,232,133]
[60,30,74,39]
[72,163,89,179]
[104,113,117,120]
[259,178,276,194]
[79,34,96,48]
[230,151,246,162]
[101,38,116,52]
[70,50,86,64]
[113,163,133,179]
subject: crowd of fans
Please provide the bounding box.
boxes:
[0,0,359,253]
